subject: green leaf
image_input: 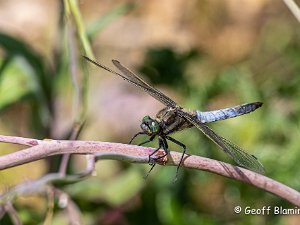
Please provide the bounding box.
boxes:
[0,57,37,110]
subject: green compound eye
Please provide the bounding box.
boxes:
[142,115,151,122]
[141,116,160,134]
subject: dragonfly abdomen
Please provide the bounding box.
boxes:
[196,102,263,123]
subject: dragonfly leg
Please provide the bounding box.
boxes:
[149,137,169,161]
[144,163,156,179]
[129,132,146,144]
[138,135,156,146]
[148,138,163,162]
[166,136,186,180]
[144,138,165,179]
[144,138,170,179]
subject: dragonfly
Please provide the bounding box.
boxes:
[83,56,265,176]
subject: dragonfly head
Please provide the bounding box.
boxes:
[141,116,160,135]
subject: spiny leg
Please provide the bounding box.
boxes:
[155,137,169,160]
[129,132,146,144]
[145,137,169,179]
[149,137,169,161]
[166,136,186,181]
[148,137,163,162]
[138,135,155,146]
[144,138,163,179]
[144,164,156,179]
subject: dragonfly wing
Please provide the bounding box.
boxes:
[179,111,265,174]
[111,60,177,108]
[83,56,177,108]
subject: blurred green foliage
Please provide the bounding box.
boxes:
[139,48,198,90]
[0,33,59,137]
[1,2,300,225]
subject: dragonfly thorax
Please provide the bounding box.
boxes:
[141,115,161,135]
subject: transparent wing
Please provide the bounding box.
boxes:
[179,111,265,174]
[83,56,177,108]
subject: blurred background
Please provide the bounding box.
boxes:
[0,0,300,224]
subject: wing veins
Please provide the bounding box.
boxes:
[178,111,265,174]
[83,56,177,108]
[111,60,177,107]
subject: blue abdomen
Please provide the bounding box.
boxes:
[196,102,262,123]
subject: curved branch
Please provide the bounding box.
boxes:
[0,135,299,206]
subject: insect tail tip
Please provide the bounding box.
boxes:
[255,102,263,108]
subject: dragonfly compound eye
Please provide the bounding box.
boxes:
[141,116,160,135]
[140,123,152,135]
[148,120,160,133]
